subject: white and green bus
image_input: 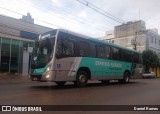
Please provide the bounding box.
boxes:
[29,29,143,87]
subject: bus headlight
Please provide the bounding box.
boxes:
[45,65,51,72]
[46,75,50,78]
[46,67,50,72]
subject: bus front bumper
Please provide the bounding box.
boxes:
[29,71,55,82]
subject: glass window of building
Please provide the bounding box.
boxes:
[0,38,11,72]
[28,42,34,47]
[10,40,19,73]
[151,37,153,43]
[23,41,28,51]
[0,38,26,73]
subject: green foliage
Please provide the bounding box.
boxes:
[142,50,160,71]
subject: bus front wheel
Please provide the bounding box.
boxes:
[75,70,88,87]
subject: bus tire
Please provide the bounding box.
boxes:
[75,70,88,87]
[119,71,130,84]
[55,81,66,86]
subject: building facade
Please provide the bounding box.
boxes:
[0,14,52,75]
[100,20,160,55]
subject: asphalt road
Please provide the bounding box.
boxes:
[0,76,160,114]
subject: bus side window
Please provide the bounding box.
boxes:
[111,47,122,61]
[133,53,139,63]
[56,39,63,56]
[123,50,132,62]
[105,46,111,59]
[97,45,105,58]
[89,43,96,58]
[62,38,75,56]
[79,41,90,56]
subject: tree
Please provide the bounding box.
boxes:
[142,50,159,71]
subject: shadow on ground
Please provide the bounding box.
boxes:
[30,81,140,91]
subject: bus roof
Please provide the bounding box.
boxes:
[51,29,140,53]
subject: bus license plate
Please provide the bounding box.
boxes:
[33,77,37,81]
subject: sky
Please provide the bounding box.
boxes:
[0,0,160,37]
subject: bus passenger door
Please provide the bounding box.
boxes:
[55,34,77,81]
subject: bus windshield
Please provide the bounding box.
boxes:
[31,38,54,69]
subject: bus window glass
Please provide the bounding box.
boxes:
[31,38,54,68]
[57,38,75,57]
[133,53,139,63]
[123,50,132,62]
[97,45,105,58]
[111,47,122,60]
[79,41,90,56]
[105,46,111,59]
[43,48,47,55]
[64,39,74,56]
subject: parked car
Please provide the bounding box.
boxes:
[142,72,156,78]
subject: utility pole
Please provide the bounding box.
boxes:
[131,31,138,50]
[134,31,137,50]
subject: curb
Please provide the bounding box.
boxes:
[0,73,28,77]
[0,73,33,84]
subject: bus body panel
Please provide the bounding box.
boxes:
[54,57,82,81]
[54,57,134,81]
[78,57,132,80]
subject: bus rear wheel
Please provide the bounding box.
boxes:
[75,70,88,87]
[119,72,130,84]
[55,81,66,86]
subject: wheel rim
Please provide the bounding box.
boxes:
[125,73,129,82]
[125,76,129,82]
[76,71,88,87]
[79,75,86,83]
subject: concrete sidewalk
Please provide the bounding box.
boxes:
[0,73,33,84]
